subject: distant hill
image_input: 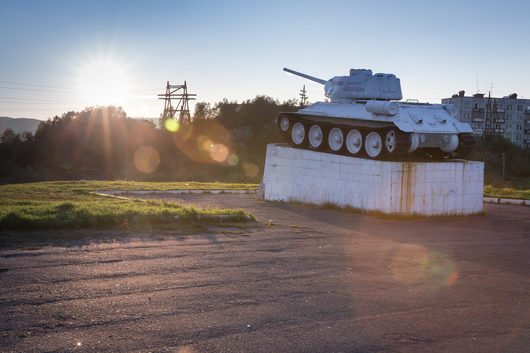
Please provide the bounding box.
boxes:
[0,117,42,134]
[132,117,159,126]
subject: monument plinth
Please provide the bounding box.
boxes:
[259,144,484,216]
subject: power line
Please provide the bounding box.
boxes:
[0,107,64,111]
[0,80,73,90]
[0,96,73,103]
[0,101,69,105]
[0,85,77,93]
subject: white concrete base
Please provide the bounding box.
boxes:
[259,144,484,216]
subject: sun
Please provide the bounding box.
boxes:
[77,57,130,106]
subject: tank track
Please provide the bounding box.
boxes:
[278,116,412,158]
[456,133,476,156]
[278,117,476,161]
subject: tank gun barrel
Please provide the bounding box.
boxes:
[283,68,326,85]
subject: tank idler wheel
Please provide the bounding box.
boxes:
[365,131,384,158]
[328,127,344,152]
[308,124,325,149]
[291,122,306,146]
[345,129,363,155]
[278,116,290,133]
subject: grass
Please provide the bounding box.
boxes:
[483,185,530,200]
[0,181,257,230]
[2,180,525,232]
[1,180,258,194]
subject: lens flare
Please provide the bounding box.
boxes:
[169,119,231,164]
[242,162,259,178]
[392,244,429,285]
[164,119,180,132]
[199,137,214,152]
[134,146,160,174]
[445,271,459,286]
[227,154,239,166]
[175,123,193,141]
[210,144,229,162]
[392,244,458,290]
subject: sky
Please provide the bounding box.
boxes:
[0,0,529,120]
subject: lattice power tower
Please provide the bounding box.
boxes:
[158,81,196,124]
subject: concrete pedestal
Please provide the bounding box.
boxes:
[259,144,484,216]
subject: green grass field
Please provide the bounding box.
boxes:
[483,185,530,200]
[0,181,257,230]
[0,180,527,231]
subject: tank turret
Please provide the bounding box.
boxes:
[284,67,402,103]
[278,67,475,159]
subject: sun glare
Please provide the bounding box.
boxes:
[77,57,130,106]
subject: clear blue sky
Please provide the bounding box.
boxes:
[1,0,529,119]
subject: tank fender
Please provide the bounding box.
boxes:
[453,121,474,133]
[365,100,399,115]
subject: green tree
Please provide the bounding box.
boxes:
[193,102,214,121]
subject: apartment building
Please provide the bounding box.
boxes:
[442,92,530,148]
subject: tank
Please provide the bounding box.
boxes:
[277,67,475,159]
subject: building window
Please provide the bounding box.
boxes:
[464,113,469,120]
[507,104,513,111]
[517,105,523,111]
[465,103,470,109]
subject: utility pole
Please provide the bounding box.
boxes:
[484,91,491,135]
[158,81,196,125]
[299,85,308,106]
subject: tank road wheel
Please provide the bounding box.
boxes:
[384,129,397,154]
[365,131,383,158]
[308,125,324,149]
[328,127,344,152]
[291,122,306,146]
[345,129,363,155]
[279,116,290,132]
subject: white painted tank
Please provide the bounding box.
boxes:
[278,67,475,159]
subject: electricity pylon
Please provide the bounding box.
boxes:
[158,81,196,124]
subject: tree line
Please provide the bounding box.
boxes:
[0,96,300,183]
[1,95,529,188]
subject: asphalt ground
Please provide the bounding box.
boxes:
[0,194,529,352]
